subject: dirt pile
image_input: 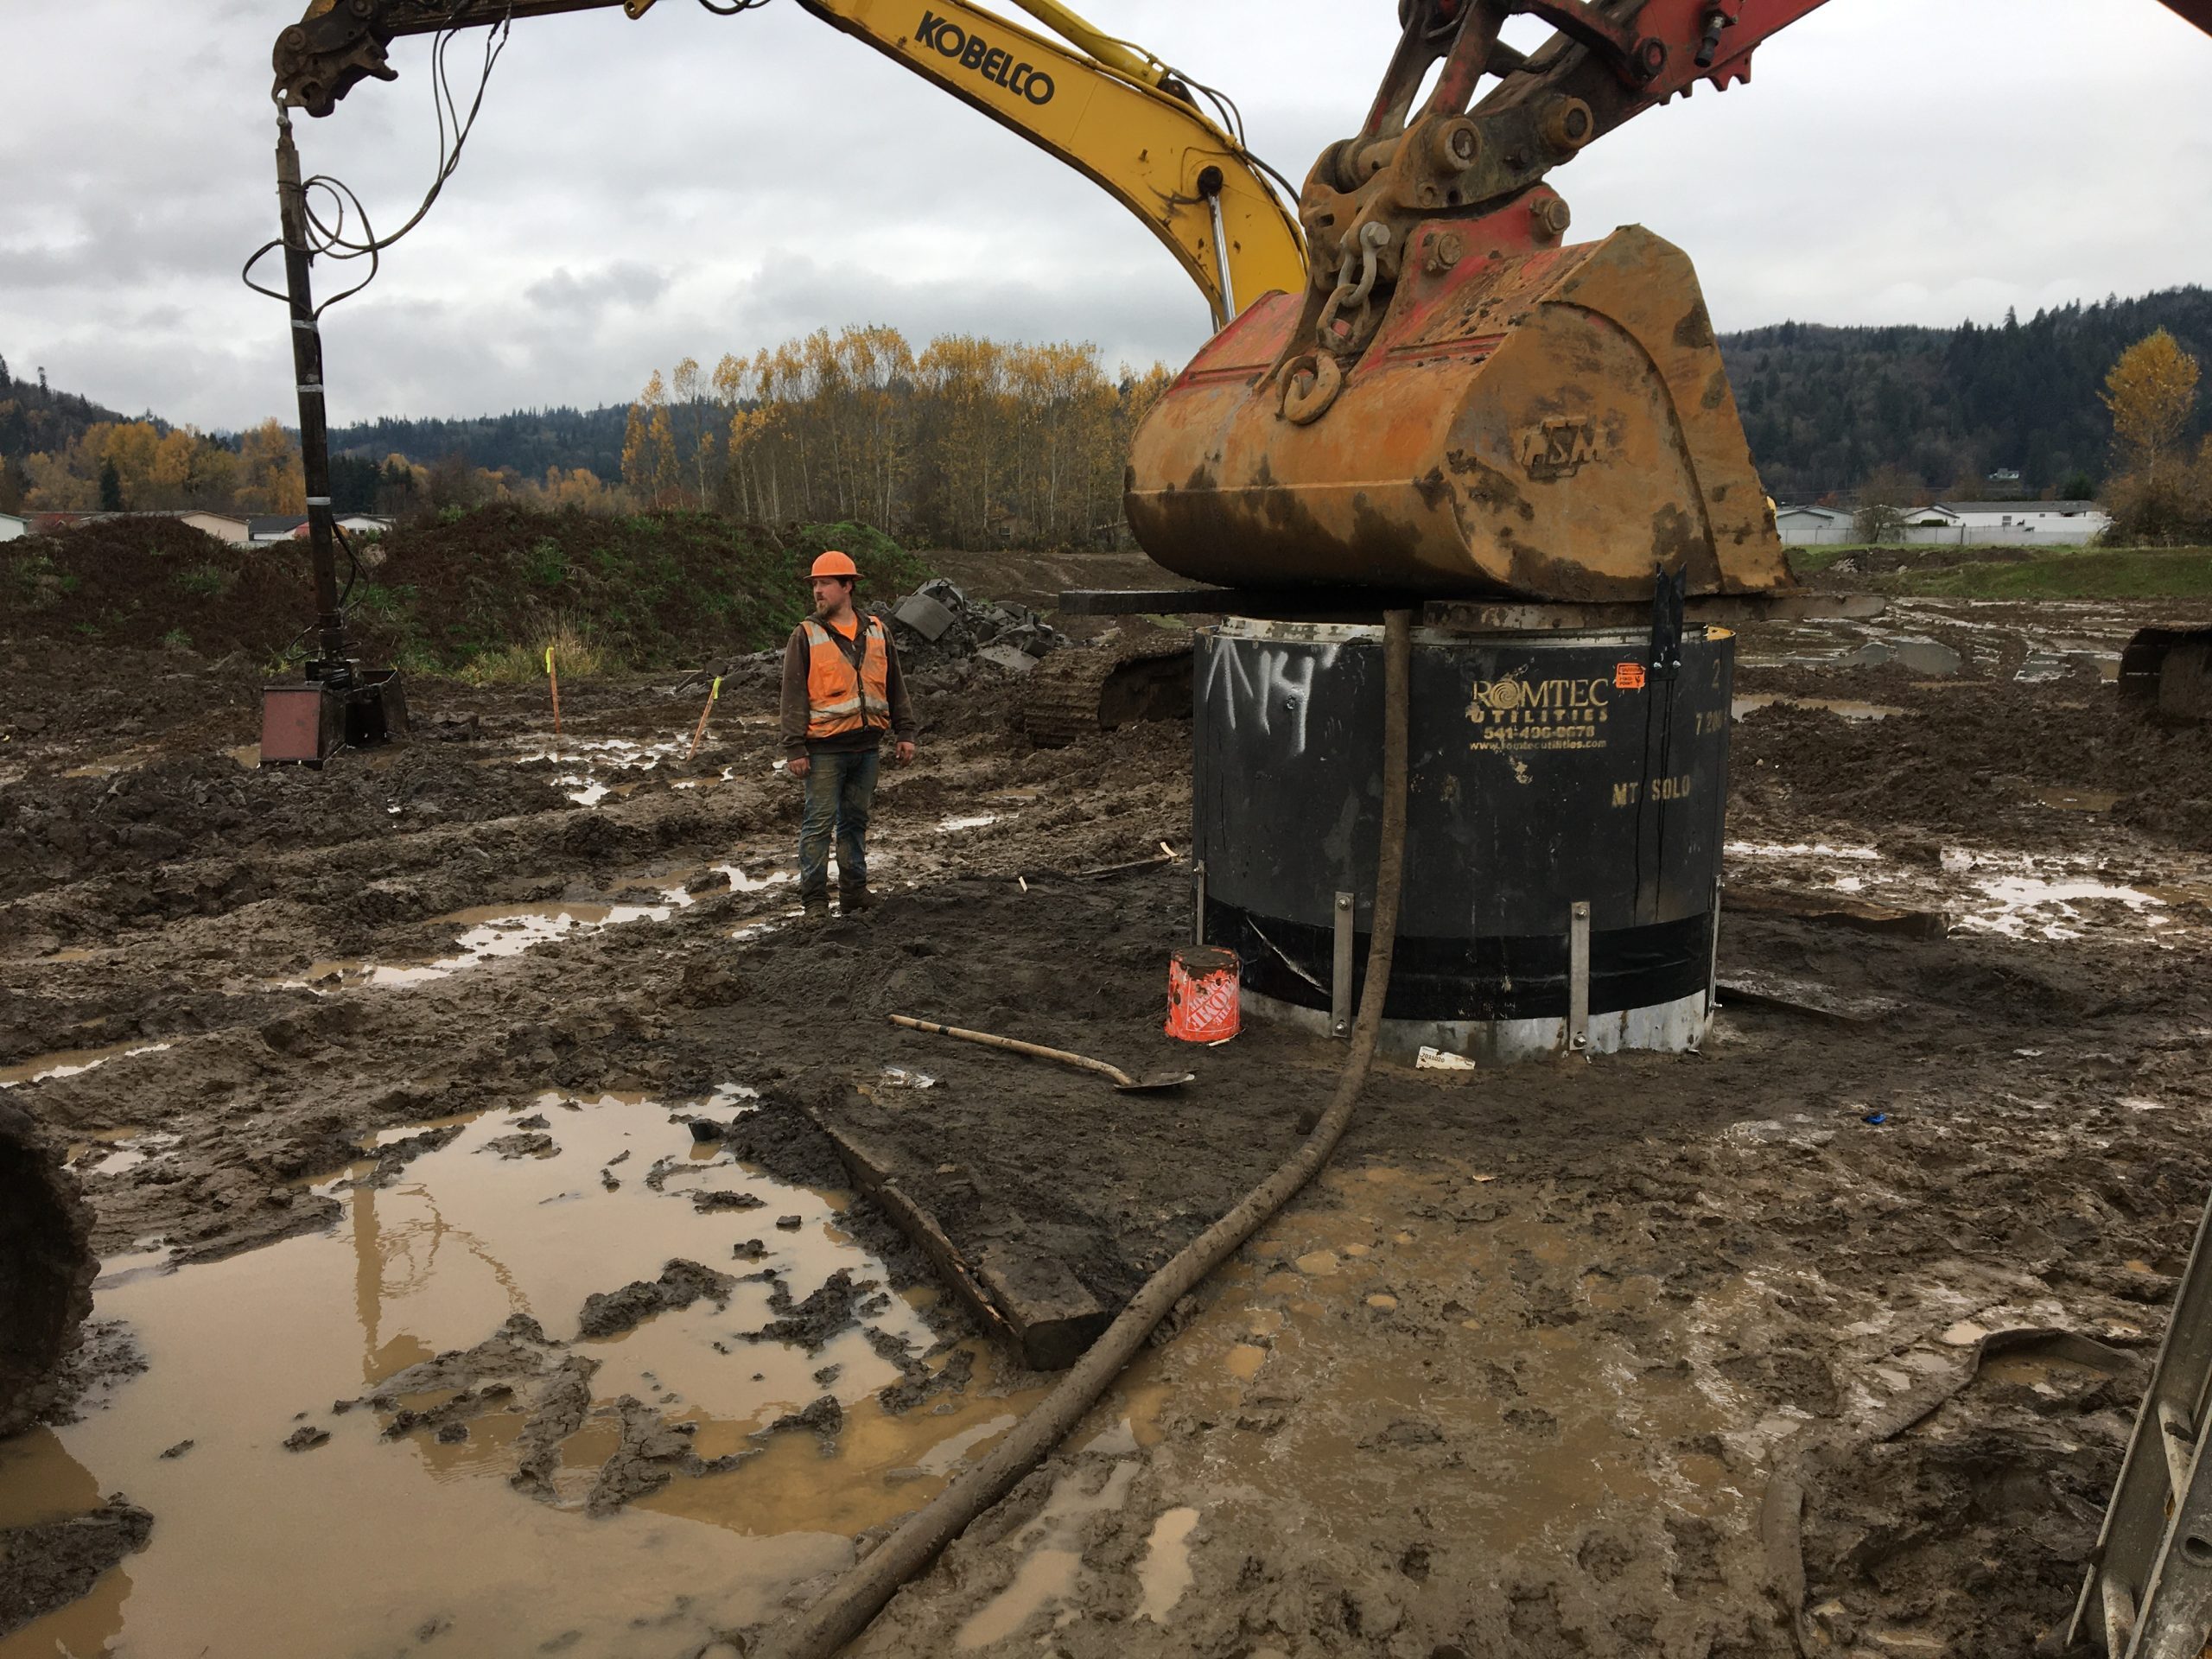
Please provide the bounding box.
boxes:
[2,518,312,658]
[0,1099,95,1438]
[359,508,933,671]
[0,507,938,677]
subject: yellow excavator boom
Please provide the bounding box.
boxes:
[798,0,1303,327]
[273,0,1306,331]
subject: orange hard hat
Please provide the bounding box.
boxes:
[810,550,859,579]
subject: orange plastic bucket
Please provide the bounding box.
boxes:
[1165,945,1241,1042]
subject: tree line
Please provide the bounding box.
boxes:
[7,416,308,517]
[1723,287,2212,503]
[15,283,2209,533]
[616,327,1172,548]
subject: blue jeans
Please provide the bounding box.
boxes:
[798,747,880,899]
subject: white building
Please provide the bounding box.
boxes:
[0,511,27,542]
[1775,505,1856,545]
[1898,500,2110,545]
[178,511,253,545]
[251,513,395,544]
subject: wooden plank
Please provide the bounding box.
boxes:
[1716,969,1910,1025]
[803,1107,1109,1371]
[1726,885,1949,940]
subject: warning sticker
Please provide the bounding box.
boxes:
[1613,662,1647,690]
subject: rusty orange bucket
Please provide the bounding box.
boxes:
[1165,945,1241,1043]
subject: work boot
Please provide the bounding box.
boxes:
[800,893,830,922]
[838,886,873,914]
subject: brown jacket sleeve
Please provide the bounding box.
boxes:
[779,628,810,756]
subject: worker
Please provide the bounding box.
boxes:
[780,550,917,918]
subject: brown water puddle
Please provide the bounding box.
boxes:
[290,900,678,990]
[0,1039,173,1090]
[2035,788,2122,813]
[1732,694,1907,722]
[0,1094,1047,1659]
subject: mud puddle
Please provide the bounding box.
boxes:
[289,900,678,990]
[0,1094,1046,1659]
[499,734,736,806]
[1733,695,1907,722]
[1724,836,2198,944]
[1938,849,2174,942]
[0,1039,173,1091]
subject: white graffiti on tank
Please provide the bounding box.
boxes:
[1200,643,1341,756]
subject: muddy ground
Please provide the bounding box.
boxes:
[4,580,2212,1657]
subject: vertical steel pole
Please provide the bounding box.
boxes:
[1567,899,1591,1053]
[274,109,346,681]
[1331,891,1355,1039]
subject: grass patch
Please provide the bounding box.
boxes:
[1787,546,1853,576]
[175,564,235,598]
[1874,547,2212,600]
[457,620,613,684]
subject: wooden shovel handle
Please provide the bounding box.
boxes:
[886,1014,1134,1087]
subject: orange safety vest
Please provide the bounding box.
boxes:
[801,614,893,740]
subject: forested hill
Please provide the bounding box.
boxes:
[1720,287,2212,502]
[16,283,2209,509]
[329,406,628,484]
[0,358,133,464]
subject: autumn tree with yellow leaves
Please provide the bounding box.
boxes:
[2101,329,2212,544]
[2103,329,2200,482]
[620,370,680,506]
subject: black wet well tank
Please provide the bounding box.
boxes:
[1192,618,1733,1061]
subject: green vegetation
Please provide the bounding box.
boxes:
[0,507,933,672]
[356,508,933,676]
[1727,286,2212,500]
[1874,547,2212,600]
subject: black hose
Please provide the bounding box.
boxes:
[756,607,1416,1659]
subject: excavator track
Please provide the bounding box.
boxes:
[1020,629,1194,749]
[0,1100,97,1439]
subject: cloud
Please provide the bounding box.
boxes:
[7,0,2210,430]
[523,261,672,314]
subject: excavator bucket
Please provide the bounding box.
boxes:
[1126,222,1796,603]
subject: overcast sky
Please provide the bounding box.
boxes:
[7,0,2209,434]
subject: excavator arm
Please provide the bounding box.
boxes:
[270,0,1304,331]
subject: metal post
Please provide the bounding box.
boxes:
[1567,900,1591,1053]
[1331,891,1355,1039]
[1704,876,1723,1020]
[273,109,346,683]
[1191,860,1206,947]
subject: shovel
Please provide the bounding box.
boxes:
[887,1014,1194,1093]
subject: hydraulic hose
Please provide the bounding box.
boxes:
[757,608,1416,1659]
